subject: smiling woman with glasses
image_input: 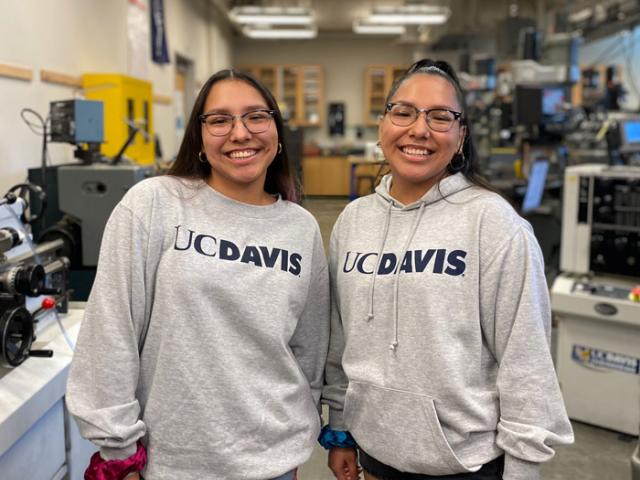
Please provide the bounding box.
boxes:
[66,69,330,480]
[321,59,574,480]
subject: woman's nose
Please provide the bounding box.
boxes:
[229,117,251,140]
[409,114,430,137]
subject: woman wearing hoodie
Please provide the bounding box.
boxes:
[321,59,573,480]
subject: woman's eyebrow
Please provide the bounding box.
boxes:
[392,101,458,110]
[203,105,269,115]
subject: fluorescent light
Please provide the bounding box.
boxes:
[242,25,317,39]
[353,20,406,34]
[229,6,314,26]
[568,8,592,24]
[368,5,450,25]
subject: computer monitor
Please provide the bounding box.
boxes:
[522,160,549,213]
[513,85,542,125]
[541,86,568,124]
[513,85,568,126]
[619,118,640,153]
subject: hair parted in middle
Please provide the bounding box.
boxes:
[168,69,299,202]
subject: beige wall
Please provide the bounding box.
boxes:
[233,35,412,144]
[0,0,233,194]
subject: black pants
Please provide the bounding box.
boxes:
[359,449,504,480]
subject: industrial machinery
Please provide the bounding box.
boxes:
[27,99,152,300]
[551,163,640,435]
[0,187,69,368]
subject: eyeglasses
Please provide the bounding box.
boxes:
[199,109,276,136]
[385,103,462,132]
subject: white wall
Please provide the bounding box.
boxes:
[233,35,412,145]
[579,27,640,111]
[0,0,233,195]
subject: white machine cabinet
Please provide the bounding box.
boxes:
[551,164,640,436]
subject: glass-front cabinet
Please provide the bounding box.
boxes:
[364,65,407,126]
[239,64,324,127]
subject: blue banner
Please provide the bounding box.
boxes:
[151,0,170,64]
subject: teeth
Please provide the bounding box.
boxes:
[228,150,256,159]
[402,147,430,156]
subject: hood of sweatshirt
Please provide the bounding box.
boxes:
[368,173,475,351]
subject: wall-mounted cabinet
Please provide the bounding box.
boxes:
[364,65,406,126]
[240,65,324,127]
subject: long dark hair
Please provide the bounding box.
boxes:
[168,69,298,202]
[384,59,495,192]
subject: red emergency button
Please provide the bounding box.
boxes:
[629,286,640,303]
[41,297,56,310]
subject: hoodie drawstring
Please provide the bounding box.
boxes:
[366,202,393,323]
[389,201,426,351]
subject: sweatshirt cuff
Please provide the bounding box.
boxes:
[503,455,540,480]
[100,443,139,461]
[328,407,346,430]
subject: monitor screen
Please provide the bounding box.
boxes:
[541,87,567,123]
[622,120,640,145]
[522,160,549,213]
[542,87,565,115]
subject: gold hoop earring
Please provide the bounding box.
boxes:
[278,142,283,154]
[199,152,207,163]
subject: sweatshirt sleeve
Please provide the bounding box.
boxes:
[65,202,150,460]
[480,226,574,480]
[321,219,350,430]
[289,224,330,410]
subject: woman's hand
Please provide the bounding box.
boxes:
[123,473,140,480]
[328,447,360,480]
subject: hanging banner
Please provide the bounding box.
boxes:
[151,0,170,64]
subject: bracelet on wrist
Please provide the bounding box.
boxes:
[318,425,357,450]
[84,440,147,480]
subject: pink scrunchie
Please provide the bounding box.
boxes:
[84,441,147,480]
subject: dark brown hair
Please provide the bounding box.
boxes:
[168,69,298,202]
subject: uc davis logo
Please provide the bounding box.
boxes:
[572,344,640,375]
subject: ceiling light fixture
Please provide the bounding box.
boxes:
[229,6,314,26]
[367,5,451,25]
[242,25,318,39]
[353,20,406,35]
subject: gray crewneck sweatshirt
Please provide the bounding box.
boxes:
[323,174,573,480]
[66,176,330,480]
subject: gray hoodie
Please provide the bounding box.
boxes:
[323,173,573,480]
[66,176,330,480]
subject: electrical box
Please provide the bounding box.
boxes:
[82,73,154,165]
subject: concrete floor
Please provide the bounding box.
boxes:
[300,196,638,480]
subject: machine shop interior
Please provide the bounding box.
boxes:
[0,0,639,478]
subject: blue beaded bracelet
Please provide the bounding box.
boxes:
[318,425,357,450]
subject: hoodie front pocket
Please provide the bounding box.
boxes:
[344,381,471,475]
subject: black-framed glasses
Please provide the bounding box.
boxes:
[199,109,276,136]
[385,103,462,132]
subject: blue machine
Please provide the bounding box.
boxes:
[49,99,103,144]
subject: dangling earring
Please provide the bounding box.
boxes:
[449,150,466,172]
[375,141,386,163]
[199,152,207,163]
[277,142,283,154]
